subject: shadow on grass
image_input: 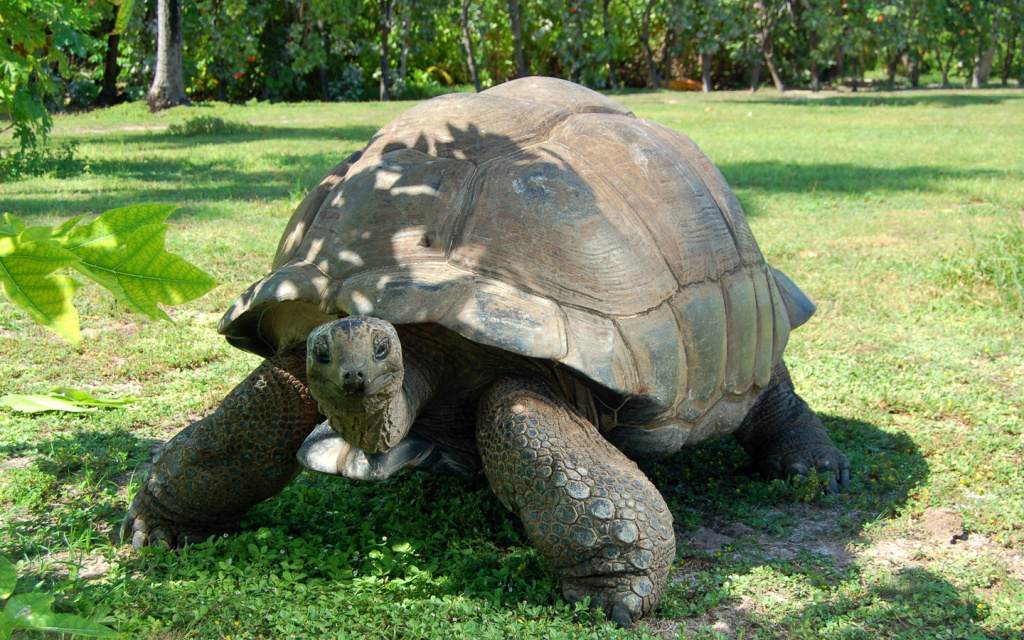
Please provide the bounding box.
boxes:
[0,427,159,559]
[131,124,382,148]
[675,565,1004,639]
[11,150,345,220]
[717,161,1006,214]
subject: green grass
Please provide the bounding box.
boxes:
[2,87,1024,639]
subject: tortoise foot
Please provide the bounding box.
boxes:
[735,360,851,493]
[121,484,237,549]
[562,574,661,628]
[121,352,323,551]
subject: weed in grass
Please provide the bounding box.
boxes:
[164,115,257,137]
[0,141,85,181]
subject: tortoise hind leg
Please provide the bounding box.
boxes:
[476,377,675,628]
[122,351,323,549]
[734,360,851,492]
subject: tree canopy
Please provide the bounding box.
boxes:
[1,0,1022,151]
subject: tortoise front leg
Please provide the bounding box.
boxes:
[476,377,675,628]
[733,359,851,492]
[122,351,323,549]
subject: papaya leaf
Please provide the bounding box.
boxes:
[0,214,25,238]
[0,557,15,600]
[70,224,216,321]
[0,387,140,413]
[0,233,82,343]
[0,615,13,640]
[51,214,87,240]
[4,592,54,629]
[0,395,95,413]
[22,612,119,637]
[57,204,178,289]
[57,204,215,319]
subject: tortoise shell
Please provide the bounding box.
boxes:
[218,77,809,450]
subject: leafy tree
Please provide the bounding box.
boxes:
[0,0,102,156]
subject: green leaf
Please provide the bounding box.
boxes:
[0,214,25,238]
[115,0,136,35]
[0,557,16,600]
[5,592,54,629]
[24,612,119,637]
[0,387,140,413]
[0,614,14,640]
[51,214,87,241]
[60,205,216,320]
[70,224,216,321]
[48,387,141,407]
[59,204,179,285]
[0,233,82,343]
[0,396,94,413]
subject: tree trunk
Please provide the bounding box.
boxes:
[320,22,331,101]
[887,48,901,88]
[145,0,190,111]
[661,29,676,86]
[809,31,820,92]
[641,0,660,89]
[936,47,952,88]
[96,13,122,106]
[702,50,712,92]
[398,1,415,86]
[461,0,481,92]
[602,0,618,89]
[764,44,784,92]
[851,55,858,92]
[973,43,996,87]
[379,0,393,101]
[1002,29,1017,85]
[904,51,920,87]
[753,1,782,92]
[749,60,762,92]
[508,0,528,78]
[1003,33,1017,86]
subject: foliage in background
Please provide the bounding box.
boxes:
[2,0,1021,138]
[0,0,102,156]
[0,204,216,344]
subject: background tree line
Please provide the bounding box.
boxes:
[3,0,1023,154]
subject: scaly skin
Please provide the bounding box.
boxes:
[734,360,851,492]
[122,351,323,549]
[476,376,676,628]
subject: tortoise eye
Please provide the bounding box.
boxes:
[373,336,390,361]
[312,334,331,365]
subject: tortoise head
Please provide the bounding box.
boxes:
[305,316,406,453]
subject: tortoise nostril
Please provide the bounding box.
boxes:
[356,372,364,380]
[343,371,351,380]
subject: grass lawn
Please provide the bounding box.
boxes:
[2,86,1023,639]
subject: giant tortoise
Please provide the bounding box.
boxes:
[123,76,850,626]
